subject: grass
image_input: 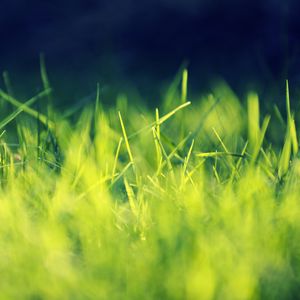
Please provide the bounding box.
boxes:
[0,68,300,299]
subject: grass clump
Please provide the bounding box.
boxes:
[0,70,300,299]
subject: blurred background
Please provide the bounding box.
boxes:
[1,0,300,107]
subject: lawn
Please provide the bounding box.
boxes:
[0,66,299,299]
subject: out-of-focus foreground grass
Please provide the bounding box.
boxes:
[0,68,300,300]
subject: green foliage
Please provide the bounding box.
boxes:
[0,72,299,299]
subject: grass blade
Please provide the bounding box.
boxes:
[0,92,45,130]
[0,89,54,128]
[196,151,245,158]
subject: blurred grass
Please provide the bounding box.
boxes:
[0,68,299,299]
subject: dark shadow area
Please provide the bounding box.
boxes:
[1,0,300,107]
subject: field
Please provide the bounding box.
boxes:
[0,67,300,299]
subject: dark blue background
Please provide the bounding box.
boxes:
[1,0,300,105]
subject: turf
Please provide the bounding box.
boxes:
[0,69,300,300]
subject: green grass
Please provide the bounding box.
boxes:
[0,69,300,299]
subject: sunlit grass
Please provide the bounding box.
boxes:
[0,68,299,299]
